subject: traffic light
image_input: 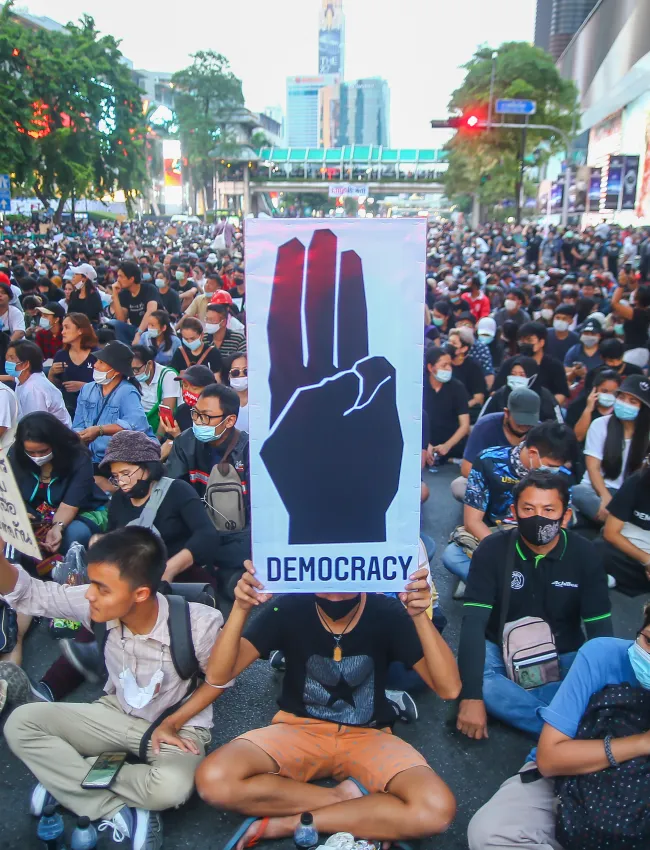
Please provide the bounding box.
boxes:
[430,110,486,131]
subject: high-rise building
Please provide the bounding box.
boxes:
[536,0,597,60]
[338,78,390,147]
[318,0,345,77]
[286,75,338,147]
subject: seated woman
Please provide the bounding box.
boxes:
[138,309,181,366]
[423,347,470,464]
[223,352,249,433]
[130,344,179,437]
[170,317,222,378]
[467,606,650,850]
[48,313,98,419]
[479,355,562,423]
[564,368,621,445]
[572,375,650,524]
[602,459,650,592]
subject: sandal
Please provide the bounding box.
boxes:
[223,816,270,850]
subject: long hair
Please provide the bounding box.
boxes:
[601,405,650,481]
[149,309,174,351]
[63,312,98,351]
[13,412,89,478]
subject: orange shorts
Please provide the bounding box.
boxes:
[238,710,429,793]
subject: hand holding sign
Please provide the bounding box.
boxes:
[260,229,403,545]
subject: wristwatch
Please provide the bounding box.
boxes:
[53,521,65,530]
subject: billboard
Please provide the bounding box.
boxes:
[550,181,564,213]
[589,168,602,212]
[621,155,640,210]
[245,219,425,593]
[319,0,344,76]
[605,155,624,210]
[162,139,182,208]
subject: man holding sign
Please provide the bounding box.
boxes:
[152,560,460,848]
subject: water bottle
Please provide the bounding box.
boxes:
[293,812,319,849]
[70,816,97,850]
[37,804,65,849]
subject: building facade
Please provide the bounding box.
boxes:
[286,75,338,147]
[338,79,390,147]
[534,0,553,52]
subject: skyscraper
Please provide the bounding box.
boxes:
[534,0,552,52]
[338,79,390,147]
[286,75,338,147]
[318,0,345,77]
[535,0,597,60]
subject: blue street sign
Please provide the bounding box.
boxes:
[495,99,537,116]
[0,175,11,213]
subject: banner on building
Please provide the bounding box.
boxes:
[589,168,602,212]
[605,155,624,210]
[550,182,564,213]
[622,155,640,210]
[569,166,591,214]
[328,184,369,199]
[637,114,650,219]
[245,219,425,592]
[319,0,344,75]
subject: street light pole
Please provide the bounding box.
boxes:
[487,51,498,128]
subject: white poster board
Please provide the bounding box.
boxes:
[246,219,425,592]
[0,449,43,560]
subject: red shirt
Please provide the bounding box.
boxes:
[35,329,63,360]
[461,292,491,321]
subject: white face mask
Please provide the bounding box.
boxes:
[230,376,248,392]
[553,319,569,332]
[26,451,53,467]
[119,642,164,709]
[504,299,517,312]
[507,375,530,391]
[204,322,222,335]
[541,308,554,321]
[74,280,85,290]
[93,367,114,385]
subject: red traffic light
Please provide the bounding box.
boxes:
[466,114,479,128]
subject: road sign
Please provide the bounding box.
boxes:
[0,175,11,213]
[495,99,537,116]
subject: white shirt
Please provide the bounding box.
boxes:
[582,414,631,490]
[0,305,26,335]
[16,372,71,426]
[235,403,249,433]
[139,362,180,413]
[0,383,18,449]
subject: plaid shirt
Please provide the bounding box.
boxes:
[35,328,63,360]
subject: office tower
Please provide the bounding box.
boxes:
[534,0,553,52]
[318,0,345,77]
[338,78,390,147]
[538,0,598,60]
[286,75,338,147]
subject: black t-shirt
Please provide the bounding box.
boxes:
[244,594,424,728]
[170,343,223,376]
[68,289,104,325]
[608,470,650,531]
[158,287,182,320]
[175,402,192,433]
[545,329,580,363]
[52,349,96,416]
[423,378,469,446]
[494,354,569,399]
[564,394,606,434]
[452,357,486,399]
[118,283,162,326]
[465,529,611,653]
[624,307,650,349]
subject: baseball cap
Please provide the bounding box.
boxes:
[37,302,66,320]
[580,318,603,335]
[70,263,97,282]
[174,364,216,387]
[507,387,541,426]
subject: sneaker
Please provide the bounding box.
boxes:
[30,681,54,703]
[269,650,286,673]
[59,638,104,684]
[0,680,7,715]
[99,807,163,850]
[30,782,57,817]
[0,662,34,707]
[452,580,466,600]
[607,574,617,589]
[386,689,418,723]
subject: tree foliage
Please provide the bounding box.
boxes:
[443,42,579,207]
[171,50,244,208]
[0,3,148,220]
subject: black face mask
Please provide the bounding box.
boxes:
[518,343,535,357]
[516,513,562,546]
[315,594,361,621]
[126,478,151,500]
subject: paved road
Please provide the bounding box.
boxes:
[0,463,640,849]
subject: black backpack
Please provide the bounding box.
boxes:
[92,586,215,760]
[555,684,650,850]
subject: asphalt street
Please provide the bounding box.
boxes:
[0,462,641,850]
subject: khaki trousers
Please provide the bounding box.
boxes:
[4,695,210,821]
[467,763,563,850]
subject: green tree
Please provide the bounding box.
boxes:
[0,4,148,221]
[172,51,244,213]
[443,42,578,221]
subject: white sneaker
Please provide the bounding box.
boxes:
[386,689,419,723]
[99,807,163,850]
[453,580,466,600]
[607,574,617,589]
[29,782,57,817]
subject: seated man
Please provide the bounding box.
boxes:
[456,470,612,740]
[451,387,540,502]
[602,462,650,593]
[442,421,577,584]
[1,527,226,850]
[467,614,646,850]
[152,563,461,847]
[493,321,570,406]
[447,328,487,424]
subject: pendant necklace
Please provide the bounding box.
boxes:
[316,601,361,662]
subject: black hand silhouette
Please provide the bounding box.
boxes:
[260,229,403,545]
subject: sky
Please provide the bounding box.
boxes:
[20,0,536,148]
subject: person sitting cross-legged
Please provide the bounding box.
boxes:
[151,562,461,849]
[456,470,612,741]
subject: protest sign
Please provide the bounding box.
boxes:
[0,449,42,560]
[246,219,425,592]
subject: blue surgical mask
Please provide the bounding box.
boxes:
[435,369,452,383]
[614,323,625,335]
[147,328,159,339]
[4,361,17,377]
[614,400,640,421]
[628,641,650,689]
[142,273,152,281]
[192,423,217,442]
[598,392,616,409]
[100,291,111,307]
[183,337,202,352]
[432,316,444,327]
[155,279,166,289]
[38,317,51,330]
[135,371,149,384]
[507,375,529,391]
[38,268,48,277]
[478,333,494,344]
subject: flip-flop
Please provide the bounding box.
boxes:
[222,816,270,850]
[349,777,369,796]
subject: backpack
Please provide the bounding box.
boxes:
[92,587,215,761]
[144,366,177,433]
[555,684,650,850]
[204,428,246,533]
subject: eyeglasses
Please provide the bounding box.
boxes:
[191,409,226,426]
[132,363,148,376]
[108,468,142,487]
[230,368,248,378]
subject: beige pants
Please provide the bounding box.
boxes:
[4,695,210,821]
[467,763,562,850]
